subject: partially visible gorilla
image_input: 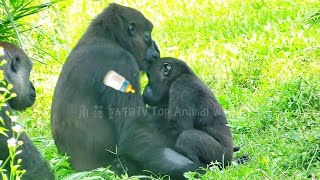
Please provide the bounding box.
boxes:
[143,57,234,166]
[51,3,199,179]
[0,41,54,180]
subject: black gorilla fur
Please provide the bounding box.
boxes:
[143,57,235,166]
[51,3,199,179]
[0,41,54,180]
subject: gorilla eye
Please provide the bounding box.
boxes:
[144,32,151,42]
[11,56,20,73]
[128,23,136,36]
[162,63,171,76]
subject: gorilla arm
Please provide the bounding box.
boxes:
[0,106,54,180]
[92,49,199,178]
[95,54,199,178]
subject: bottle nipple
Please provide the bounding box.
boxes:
[125,84,136,93]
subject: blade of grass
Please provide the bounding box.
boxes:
[1,0,25,51]
[52,5,70,52]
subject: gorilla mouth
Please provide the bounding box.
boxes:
[30,93,36,99]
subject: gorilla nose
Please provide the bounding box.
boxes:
[30,82,35,91]
[152,51,160,59]
[153,40,160,52]
[152,40,160,59]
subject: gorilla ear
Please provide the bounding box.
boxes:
[162,63,171,76]
[128,23,136,36]
[11,56,20,73]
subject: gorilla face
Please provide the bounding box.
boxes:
[143,57,193,107]
[104,4,160,70]
[0,41,36,110]
[141,40,160,70]
[128,19,160,70]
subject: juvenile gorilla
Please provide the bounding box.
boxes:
[143,57,234,166]
[52,3,199,178]
[0,41,54,179]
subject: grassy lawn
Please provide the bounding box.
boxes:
[2,0,320,179]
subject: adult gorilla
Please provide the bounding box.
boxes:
[51,3,199,178]
[0,41,54,180]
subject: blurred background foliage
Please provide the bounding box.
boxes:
[0,0,319,179]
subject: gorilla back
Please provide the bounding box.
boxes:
[51,3,199,178]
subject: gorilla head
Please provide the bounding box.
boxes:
[143,57,193,107]
[0,41,36,110]
[87,3,160,70]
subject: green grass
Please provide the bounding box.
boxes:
[4,0,320,179]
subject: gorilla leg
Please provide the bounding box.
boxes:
[52,106,117,171]
[175,129,232,166]
[118,120,199,179]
